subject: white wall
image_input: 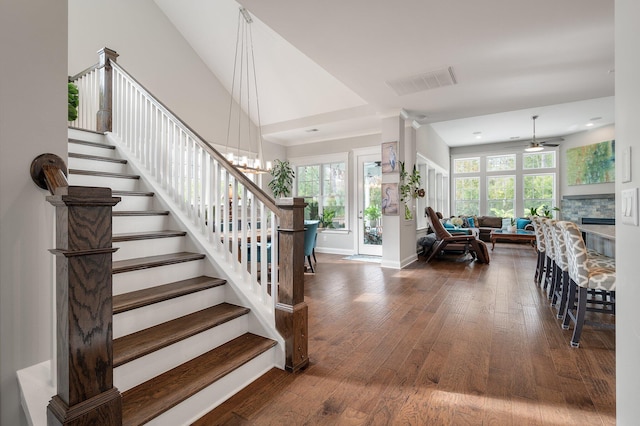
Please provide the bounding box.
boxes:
[416,124,450,172]
[68,0,258,153]
[559,124,615,197]
[615,0,640,423]
[0,1,68,425]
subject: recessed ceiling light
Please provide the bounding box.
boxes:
[586,123,595,127]
[510,136,520,140]
[305,128,319,133]
[589,117,602,121]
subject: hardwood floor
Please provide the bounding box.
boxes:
[194,245,615,425]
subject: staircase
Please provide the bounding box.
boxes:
[67,128,277,425]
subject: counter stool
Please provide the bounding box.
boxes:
[558,221,616,348]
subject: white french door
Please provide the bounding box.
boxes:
[357,153,382,256]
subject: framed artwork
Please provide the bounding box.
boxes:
[381,141,398,174]
[566,140,615,185]
[381,182,399,215]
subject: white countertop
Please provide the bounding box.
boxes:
[579,224,615,240]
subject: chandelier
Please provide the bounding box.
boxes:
[225,7,271,174]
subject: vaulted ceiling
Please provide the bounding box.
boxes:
[154,0,614,148]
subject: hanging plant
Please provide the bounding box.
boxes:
[399,161,424,220]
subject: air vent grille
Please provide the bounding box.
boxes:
[386,67,457,96]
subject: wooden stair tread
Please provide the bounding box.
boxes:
[69,152,128,164]
[112,230,186,242]
[112,190,154,197]
[112,210,169,216]
[113,303,249,367]
[68,138,115,149]
[113,276,226,314]
[121,333,276,426]
[113,252,205,274]
[69,169,140,179]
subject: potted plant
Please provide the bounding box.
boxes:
[509,217,517,232]
[268,159,295,198]
[364,204,381,227]
[68,82,79,122]
[319,208,336,228]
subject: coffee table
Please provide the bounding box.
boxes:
[490,229,536,250]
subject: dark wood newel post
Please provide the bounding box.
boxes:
[275,197,309,372]
[97,47,118,133]
[44,184,122,425]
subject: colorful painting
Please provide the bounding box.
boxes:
[566,140,615,185]
[381,183,399,215]
[381,141,398,174]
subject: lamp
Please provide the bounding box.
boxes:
[524,115,545,152]
[224,7,270,174]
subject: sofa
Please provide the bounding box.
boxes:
[474,215,504,242]
[437,214,533,243]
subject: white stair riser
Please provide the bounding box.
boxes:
[69,174,139,191]
[68,143,117,158]
[113,286,226,338]
[113,260,205,295]
[68,128,106,143]
[112,215,168,234]
[114,315,250,392]
[112,236,185,262]
[68,157,128,174]
[114,195,155,211]
[147,348,276,426]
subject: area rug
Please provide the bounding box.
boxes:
[342,254,382,263]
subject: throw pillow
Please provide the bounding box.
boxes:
[467,217,475,228]
[443,221,454,229]
[517,218,532,229]
[501,218,511,229]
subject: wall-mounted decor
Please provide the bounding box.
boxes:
[381,141,398,174]
[381,182,399,215]
[566,140,615,185]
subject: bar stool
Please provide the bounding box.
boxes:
[540,218,557,296]
[558,221,616,347]
[530,216,546,287]
[550,221,570,319]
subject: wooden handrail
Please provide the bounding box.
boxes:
[30,153,69,195]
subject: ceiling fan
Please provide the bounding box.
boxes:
[524,115,563,152]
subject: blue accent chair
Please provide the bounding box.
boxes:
[303,220,320,272]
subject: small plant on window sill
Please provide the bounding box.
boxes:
[399,161,424,220]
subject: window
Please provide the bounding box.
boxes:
[452,150,556,218]
[523,152,555,169]
[296,161,346,229]
[487,175,515,217]
[487,154,515,172]
[454,157,480,174]
[523,174,555,215]
[454,177,480,216]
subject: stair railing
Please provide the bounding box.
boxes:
[88,48,308,372]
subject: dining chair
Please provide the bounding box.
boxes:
[303,220,320,273]
[558,221,616,347]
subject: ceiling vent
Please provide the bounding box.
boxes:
[386,66,457,96]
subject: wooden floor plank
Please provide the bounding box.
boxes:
[193,246,615,425]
